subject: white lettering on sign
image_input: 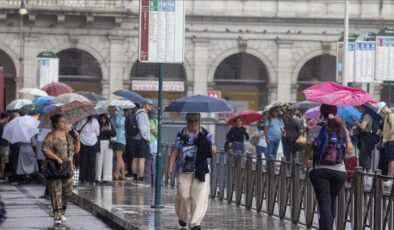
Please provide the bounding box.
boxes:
[132,80,184,92]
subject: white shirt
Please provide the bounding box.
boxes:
[257,130,267,147]
[75,118,100,146]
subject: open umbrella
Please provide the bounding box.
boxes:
[6,99,33,111]
[109,100,136,109]
[304,105,361,125]
[77,92,106,102]
[19,88,48,97]
[2,115,39,143]
[226,110,262,126]
[42,82,73,96]
[33,96,55,106]
[164,95,233,113]
[52,93,90,104]
[290,101,320,111]
[39,101,95,128]
[113,89,144,105]
[303,82,376,106]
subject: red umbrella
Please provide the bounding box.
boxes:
[41,82,73,96]
[303,82,376,106]
[226,110,262,126]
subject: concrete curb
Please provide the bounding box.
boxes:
[34,173,139,230]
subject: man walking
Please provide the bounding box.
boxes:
[379,102,394,184]
[167,113,217,229]
[132,98,152,185]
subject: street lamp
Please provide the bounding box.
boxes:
[19,0,28,16]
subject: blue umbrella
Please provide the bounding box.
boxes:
[164,95,234,113]
[113,89,144,105]
[77,92,106,102]
[337,106,361,125]
[33,96,55,106]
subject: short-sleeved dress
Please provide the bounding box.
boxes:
[42,132,75,172]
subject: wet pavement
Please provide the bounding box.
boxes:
[0,182,111,229]
[73,180,303,230]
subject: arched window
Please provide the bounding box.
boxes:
[57,48,102,93]
[0,50,17,105]
[214,53,269,111]
[297,55,336,101]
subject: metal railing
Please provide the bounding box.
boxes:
[1,0,125,9]
[160,144,394,230]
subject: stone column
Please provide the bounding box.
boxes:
[276,40,293,102]
[22,35,40,89]
[192,38,209,96]
[108,36,125,99]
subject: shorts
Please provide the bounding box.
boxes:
[133,139,150,158]
[0,147,9,163]
[112,142,125,152]
[385,141,394,162]
[125,139,136,159]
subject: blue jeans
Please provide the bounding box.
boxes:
[267,140,280,159]
[309,169,346,230]
[256,146,267,158]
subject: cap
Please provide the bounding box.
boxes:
[377,102,387,114]
[143,98,153,105]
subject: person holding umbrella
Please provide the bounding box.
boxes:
[42,114,80,225]
[167,113,217,230]
[109,106,126,180]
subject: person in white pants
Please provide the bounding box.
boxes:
[167,113,217,230]
[96,114,115,183]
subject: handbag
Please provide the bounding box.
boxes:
[296,133,307,145]
[45,159,71,180]
[45,135,73,180]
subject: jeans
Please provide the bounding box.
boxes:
[358,133,374,171]
[309,169,347,230]
[267,140,280,158]
[256,146,267,158]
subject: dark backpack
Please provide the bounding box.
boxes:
[313,123,345,166]
[367,113,382,144]
[125,111,143,138]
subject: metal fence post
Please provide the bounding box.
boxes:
[291,158,300,224]
[267,155,276,215]
[218,151,226,200]
[279,157,287,219]
[353,167,363,230]
[305,169,314,228]
[235,155,243,206]
[226,151,234,203]
[255,156,263,212]
[373,169,382,230]
[245,156,253,209]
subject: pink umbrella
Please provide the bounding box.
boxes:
[41,82,73,96]
[226,110,262,126]
[303,82,376,106]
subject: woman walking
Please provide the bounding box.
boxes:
[96,114,115,183]
[43,114,80,225]
[225,117,249,155]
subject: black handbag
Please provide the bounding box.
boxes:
[45,159,71,180]
[45,135,72,180]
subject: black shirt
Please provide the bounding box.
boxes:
[226,127,249,143]
[99,122,115,141]
[283,118,301,139]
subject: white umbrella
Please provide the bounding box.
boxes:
[109,100,136,109]
[52,93,90,104]
[18,88,48,97]
[2,116,39,143]
[6,99,33,111]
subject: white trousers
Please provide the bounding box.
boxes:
[95,140,113,181]
[175,173,210,228]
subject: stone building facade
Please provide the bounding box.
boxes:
[0,0,393,110]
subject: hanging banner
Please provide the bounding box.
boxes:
[139,0,184,63]
[354,32,376,83]
[375,28,394,81]
[36,51,59,88]
[336,33,358,83]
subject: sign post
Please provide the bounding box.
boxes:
[36,51,59,88]
[336,33,358,84]
[139,0,184,209]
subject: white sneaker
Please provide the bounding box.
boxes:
[61,215,67,222]
[54,220,62,225]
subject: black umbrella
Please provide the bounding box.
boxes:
[290,101,320,111]
[77,92,106,102]
[113,89,144,105]
[164,95,233,113]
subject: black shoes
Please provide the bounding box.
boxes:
[191,226,202,230]
[179,219,187,227]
